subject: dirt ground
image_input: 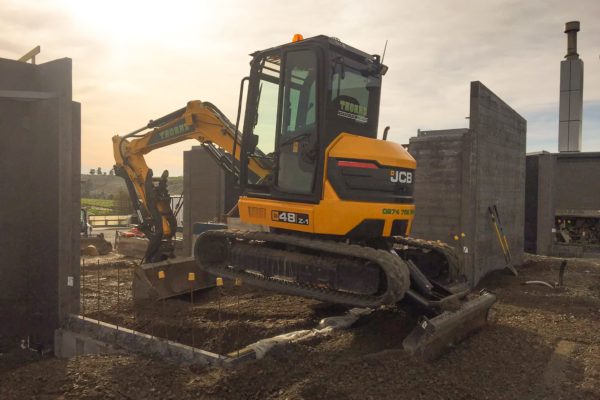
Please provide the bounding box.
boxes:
[1,254,599,399]
[78,254,344,354]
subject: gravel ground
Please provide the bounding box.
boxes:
[1,254,599,399]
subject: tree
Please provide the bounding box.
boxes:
[96,167,102,175]
[89,168,95,175]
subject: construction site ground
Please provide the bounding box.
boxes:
[1,254,600,399]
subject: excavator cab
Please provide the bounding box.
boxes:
[240,35,386,202]
[236,35,419,241]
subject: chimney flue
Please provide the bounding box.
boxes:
[565,21,580,59]
[558,21,584,152]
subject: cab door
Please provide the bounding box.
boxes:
[241,46,322,202]
[275,49,319,197]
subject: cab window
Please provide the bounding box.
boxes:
[276,49,318,194]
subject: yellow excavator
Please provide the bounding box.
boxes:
[113,34,495,359]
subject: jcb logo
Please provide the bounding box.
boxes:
[390,170,413,184]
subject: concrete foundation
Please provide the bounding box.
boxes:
[409,81,526,285]
[56,315,224,365]
[0,57,79,350]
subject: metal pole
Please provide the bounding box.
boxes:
[116,262,119,333]
[163,296,168,340]
[96,260,100,326]
[191,286,194,351]
[81,258,85,319]
[216,277,224,358]
[188,271,196,358]
[236,278,242,358]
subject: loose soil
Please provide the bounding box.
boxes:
[79,255,345,354]
[1,254,599,399]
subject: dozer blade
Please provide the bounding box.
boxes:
[132,257,215,303]
[402,291,496,361]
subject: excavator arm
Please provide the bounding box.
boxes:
[112,100,271,262]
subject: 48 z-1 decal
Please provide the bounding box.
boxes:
[271,210,309,225]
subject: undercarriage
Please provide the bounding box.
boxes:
[194,230,496,359]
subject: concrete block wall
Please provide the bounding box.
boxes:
[467,81,527,284]
[0,57,80,349]
[183,146,226,256]
[555,152,600,212]
[409,129,468,243]
[524,152,556,255]
[525,151,600,257]
[409,82,526,285]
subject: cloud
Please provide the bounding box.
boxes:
[1,0,599,174]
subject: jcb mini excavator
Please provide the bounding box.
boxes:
[113,34,495,359]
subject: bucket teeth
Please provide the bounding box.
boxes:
[402,291,497,361]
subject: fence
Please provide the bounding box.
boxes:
[89,215,130,227]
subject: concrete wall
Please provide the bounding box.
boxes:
[467,81,527,283]
[0,57,79,349]
[555,152,600,212]
[525,151,600,257]
[409,82,526,285]
[183,146,226,256]
[524,152,556,255]
[409,129,468,243]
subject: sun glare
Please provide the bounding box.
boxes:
[58,0,216,48]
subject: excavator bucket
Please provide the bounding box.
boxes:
[132,257,215,302]
[403,291,496,361]
[80,234,113,255]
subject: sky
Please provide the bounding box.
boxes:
[2,0,600,176]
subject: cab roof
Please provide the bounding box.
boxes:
[250,35,379,63]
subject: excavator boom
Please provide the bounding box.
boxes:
[112,100,270,262]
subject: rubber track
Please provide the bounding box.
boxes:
[392,236,462,279]
[195,230,411,308]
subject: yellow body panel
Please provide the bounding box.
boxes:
[328,133,415,169]
[239,133,416,237]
